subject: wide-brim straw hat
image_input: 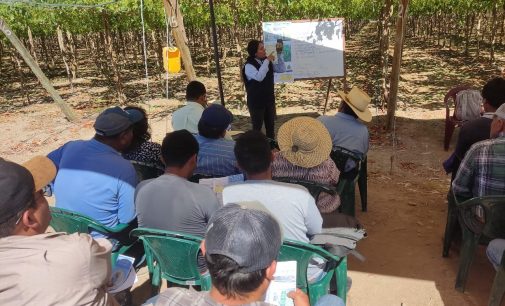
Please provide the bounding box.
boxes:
[277,117,332,168]
[337,87,372,122]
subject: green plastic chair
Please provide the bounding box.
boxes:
[49,207,136,264]
[130,228,211,294]
[489,249,505,306]
[130,160,164,182]
[272,177,338,202]
[447,195,505,292]
[278,239,347,305]
[330,147,367,216]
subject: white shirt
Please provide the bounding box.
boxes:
[223,180,323,243]
[172,101,205,134]
[244,57,286,82]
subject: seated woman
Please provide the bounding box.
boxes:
[123,106,163,169]
[272,116,341,213]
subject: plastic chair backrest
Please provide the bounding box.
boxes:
[130,228,210,289]
[50,207,112,234]
[330,146,362,179]
[273,177,336,201]
[279,239,346,304]
[454,89,482,121]
[444,85,471,121]
[458,196,505,239]
[130,161,164,182]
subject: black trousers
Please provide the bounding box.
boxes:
[248,103,276,139]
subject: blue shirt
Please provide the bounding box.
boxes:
[318,113,369,156]
[194,134,241,177]
[48,139,137,230]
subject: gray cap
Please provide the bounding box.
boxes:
[205,203,282,273]
[495,104,505,120]
[94,106,144,137]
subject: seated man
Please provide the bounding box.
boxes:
[135,129,220,237]
[445,77,505,179]
[194,104,241,177]
[48,106,141,233]
[150,204,343,306]
[223,130,322,244]
[452,103,505,199]
[172,80,208,134]
[0,156,116,305]
[318,86,371,158]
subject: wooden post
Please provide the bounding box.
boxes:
[385,0,409,131]
[162,0,196,81]
[209,0,225,106]
[0,19,78,122]
[322,78,332,115]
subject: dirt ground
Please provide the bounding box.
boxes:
[2,23,505,306]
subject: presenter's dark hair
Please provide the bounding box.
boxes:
[247,40,261,58]
[234,130,271,175]
[205,253,266,298]
[161,130,199,167]
[186,81,206,101]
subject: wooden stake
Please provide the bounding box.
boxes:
[386,0,409,131]
[162,0,196,81]
[0,18,77,122]
[322,78,332,115]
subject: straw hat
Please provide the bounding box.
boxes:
[337,87,372,122]
[277,117,332,168]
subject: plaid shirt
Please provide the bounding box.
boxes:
[452,137,505,199]
[151,288,274,306]
[194,134,241,177]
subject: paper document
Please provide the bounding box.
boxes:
[199,174,244,205]
[108,254,138,293]
[265,261,297,306]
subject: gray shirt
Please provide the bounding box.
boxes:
[135,174,220,237]
[318,112,369,157]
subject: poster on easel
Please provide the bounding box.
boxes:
[263,19,345,83]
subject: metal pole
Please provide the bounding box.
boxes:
[208,0,225,106]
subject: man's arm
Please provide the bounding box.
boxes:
[305,195,323,235]
[117,168,137,224]
[244,60,270,82]
[452,146,476,199]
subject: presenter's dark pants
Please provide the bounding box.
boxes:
[248,103,275,139]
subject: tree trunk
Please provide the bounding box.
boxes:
[380,0,393,109]
[162,0,196,81]
[386,0,409,131]
[491,0,498,61]
[476,13,482,59]
[102,11,125,103]
[56,26,73,89]
[27,26,38,65]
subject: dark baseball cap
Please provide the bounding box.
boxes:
[94,106,144,137]
[199,104,233,131]
[0,156,56,224]
[204,203,282,273]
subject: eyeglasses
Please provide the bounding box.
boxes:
[42,185,53,197]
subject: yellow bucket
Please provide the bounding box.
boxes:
[163,47,181,73]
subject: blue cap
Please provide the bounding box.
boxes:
[199,104,233,131]
[94,106,144,137]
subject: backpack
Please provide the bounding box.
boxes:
[454,89,482,121]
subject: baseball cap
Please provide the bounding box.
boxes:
[205,203,282,273]
[94,106,144,137]
[199,104,233,131]
[495,103,505,120]
[0,156,56,224]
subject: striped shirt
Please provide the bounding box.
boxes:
[152,288,274,306]
[194,134,241,177]
[271,152,341,213]
[452,137,505,199]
